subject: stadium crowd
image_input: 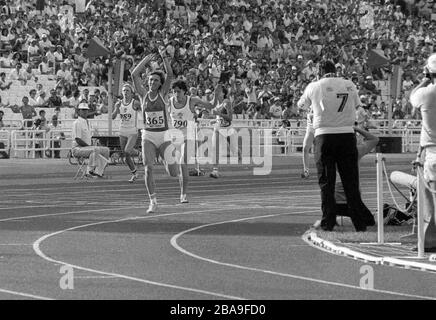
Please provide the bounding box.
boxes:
[0,0,435,128]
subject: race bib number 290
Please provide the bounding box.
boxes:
[144,111,165,128]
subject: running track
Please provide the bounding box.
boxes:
[0,155,434,300]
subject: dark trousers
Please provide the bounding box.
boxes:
[278,140,285,154]
[336,201,375,226]
[314,133,366,231]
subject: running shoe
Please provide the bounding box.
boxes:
[129,172,139,183]
[146,199,157,214]
[89,170,104,178]
[209,168,219,178]
[180,194,189,203]
[301,169,310,179]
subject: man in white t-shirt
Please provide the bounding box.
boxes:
[71,102,110,178]
[410,53,436,252]
[298,60,367,232]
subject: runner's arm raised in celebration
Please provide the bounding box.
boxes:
[131,53,155,98]
[159,48,174,97]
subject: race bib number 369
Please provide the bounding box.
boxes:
[144,111,165,128]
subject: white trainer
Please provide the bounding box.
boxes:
[146,199,157,213]
[180,194,189,203]
[129,172,139,183]
[209,168,219,178]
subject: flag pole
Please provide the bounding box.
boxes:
[108,60,113,136]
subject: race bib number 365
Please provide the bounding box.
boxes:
[144,111,165,128]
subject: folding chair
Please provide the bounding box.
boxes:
[69,149,89,180]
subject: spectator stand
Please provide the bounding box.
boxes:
[0,0,433,159]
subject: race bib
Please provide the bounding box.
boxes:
[120,113,133,122]
[144,111,165,128]
[173,119,188,128]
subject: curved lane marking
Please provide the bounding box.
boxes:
[33,208,255,300]
[170,211,436,300]
[0,288,53,300]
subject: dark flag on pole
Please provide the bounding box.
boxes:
[36,0,45,10]
[367,49,390,69]
[85,37,111,58]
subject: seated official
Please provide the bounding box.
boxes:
[71,103,110,178]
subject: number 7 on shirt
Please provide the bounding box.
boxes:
[337,93,349,112]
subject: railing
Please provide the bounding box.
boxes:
[10,129,73,159]
[0,125,427,159]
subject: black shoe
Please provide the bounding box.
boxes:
[89,171,104,178]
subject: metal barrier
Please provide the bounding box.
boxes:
[10,129,73,159]
[0,126,426,159]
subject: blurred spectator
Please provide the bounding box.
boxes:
[276,119,290,154]
[39,56,53,74]
[0,110,9,158]
[36,91,48,107]
[46,115,64,159]
[47,88,62,108]
[31,117,44,158]
[393,102,406,120]
[269,97,282,119]
[0,72,12,90]
[0,0,430,125]
[28,89,38,106]
[20,96,36,129]
[9,63,25,81]
[0,110,4,129]
[23,65,38,82]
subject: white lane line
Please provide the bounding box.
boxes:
[0,288,53,300]
[0,206,145,222]
[0,176,295,193]
[0,204,72,211]
[0,173,394,195]
[32,208,264,300]
[2,181,297,197]
[170,212,436,300]
[0,243,31,246]
[75,276,118,279]
[0,172,383,193]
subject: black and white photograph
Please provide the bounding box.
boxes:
[0,0,435,311]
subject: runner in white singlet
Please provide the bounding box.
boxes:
[131,50,179,214]
[209,84,241,178]
[169,79,216,203]
[112,83,141,182]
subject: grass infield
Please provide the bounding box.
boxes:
[316,218,416,244]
